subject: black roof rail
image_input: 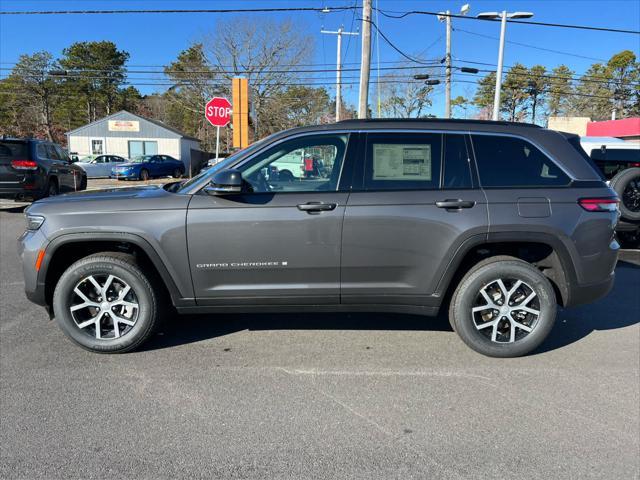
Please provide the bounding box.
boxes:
[335,118,542,128]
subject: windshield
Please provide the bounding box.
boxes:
[177,134,278,193]
[130,155,153,163]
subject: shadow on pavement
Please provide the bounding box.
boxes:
[534,260,640,354]
[0,205,28,213]
[142,310,453,352]
[132,260,640,354]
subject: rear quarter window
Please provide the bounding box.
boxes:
[471,135,570,188]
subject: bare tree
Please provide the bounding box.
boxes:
[379,67,437,118]
[202,16,314,137]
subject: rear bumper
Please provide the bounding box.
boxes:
[565,272,615,308]
[0,179,46,200]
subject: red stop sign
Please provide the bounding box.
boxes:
[205,97,232,127]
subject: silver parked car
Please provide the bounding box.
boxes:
[75,155,128,178]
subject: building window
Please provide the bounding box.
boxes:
[91,139,104,155]
[128,140,158,158]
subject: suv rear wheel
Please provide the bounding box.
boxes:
[46,178,59,197]
[449,256,556,358]
[52,252,159,353]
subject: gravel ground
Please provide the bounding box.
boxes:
[1,208,638,480]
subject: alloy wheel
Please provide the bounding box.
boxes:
[471,278,540,343]
[69,274,139,339]
[622,177,640,212]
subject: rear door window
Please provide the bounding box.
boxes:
[364,133,442,190]
[46,145,61,160]
[471,135,570,187]
[443,134,473,189]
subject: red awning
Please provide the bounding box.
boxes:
[586,118,640,138]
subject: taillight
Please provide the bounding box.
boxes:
[11,159,38,170]
[630,162,640,167]
[578,197,619,212]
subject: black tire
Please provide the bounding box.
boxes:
[610,167,640,221]
[52,252,159,353]
[139,169,150,181]
[449,256,557,358]
[279,169,295,182]
[45,178,59,197]
[172,168,182,179]
[79,176,87,191]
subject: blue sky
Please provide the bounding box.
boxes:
[1,0,639,116]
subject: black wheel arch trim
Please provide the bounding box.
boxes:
[433,231,579,307]
[38,232,193,307]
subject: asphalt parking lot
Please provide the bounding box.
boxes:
[1,206,638,479]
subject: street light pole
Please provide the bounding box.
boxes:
[493,11,508,121]
[322,27,359,122]
[477,10,534,121]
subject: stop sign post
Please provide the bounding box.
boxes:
[205,97,232,161]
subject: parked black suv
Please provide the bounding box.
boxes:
[0,138,87,201]
[19,119,619,357]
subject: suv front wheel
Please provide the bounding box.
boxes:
[449,256,556,358]
[52,252,159,353]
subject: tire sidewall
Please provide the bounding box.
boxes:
[47,178,59,197]
[53,259,156,353]
[612,168,640,221]
[452,261,556,358]
[140,169,149,181]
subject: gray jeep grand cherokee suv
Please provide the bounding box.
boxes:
[18,119,619,357]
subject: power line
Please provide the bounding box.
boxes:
[0,6,358,15]
[2,4,637,36]
[4,64,636,89]
[360,17,435,65]
[0,79,620,101]
[375,8,640,35]
[453,27,609,62]
[0,64,441,75]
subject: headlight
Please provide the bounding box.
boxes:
[25,214,45,230]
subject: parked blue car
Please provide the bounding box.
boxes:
[110,154,185,181]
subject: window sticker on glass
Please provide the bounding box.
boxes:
[373,144,432,180]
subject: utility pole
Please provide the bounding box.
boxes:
[444,11,452,119]
[439,5,469,119]
[358,0,372,119]
[322,27,359,122]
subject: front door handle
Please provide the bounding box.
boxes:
[297,202,337,213]
[435,199,476,209]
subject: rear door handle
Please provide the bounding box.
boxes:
[297,202,337,213]
[435,199,476,209]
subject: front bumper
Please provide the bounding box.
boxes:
[110,170,138,179]
[17,227,49,307]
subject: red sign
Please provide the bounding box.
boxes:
[205,97,232,127]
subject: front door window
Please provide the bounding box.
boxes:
[239,134,348,193]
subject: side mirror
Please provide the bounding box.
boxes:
[204,169,243,195]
